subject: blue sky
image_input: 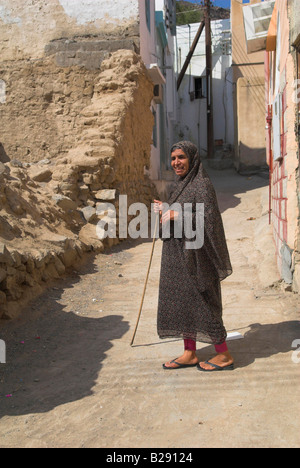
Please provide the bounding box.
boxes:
[211,0,231,8]
[183,0,231,8]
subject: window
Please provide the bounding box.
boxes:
[273,93,282,161]
[165,0,176,36]
[194,77,207,100]
[221,38,231,56]
[243,0,275,53]
[152,109,157,148]
[275,11,281,94]
[145,0,151,32]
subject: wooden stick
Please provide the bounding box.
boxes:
[130,214,159,346]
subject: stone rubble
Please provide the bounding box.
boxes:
[0,50,158,319]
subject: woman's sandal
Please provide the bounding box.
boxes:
[163,359,198,370]
[197,361,234,372]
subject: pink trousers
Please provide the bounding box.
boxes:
[184,339,228,354]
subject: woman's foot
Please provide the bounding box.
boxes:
[163,350,199,369]
[198,351,234,371]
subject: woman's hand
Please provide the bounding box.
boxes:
[161,210,179,225]
[153,199,163,214]
[154,200,179,224]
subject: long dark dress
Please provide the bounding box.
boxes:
[157,141,232,345]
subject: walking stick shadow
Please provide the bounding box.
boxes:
[199,321,300,368]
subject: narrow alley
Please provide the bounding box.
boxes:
[0,166,299,448]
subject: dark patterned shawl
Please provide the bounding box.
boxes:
[166,141,232,289]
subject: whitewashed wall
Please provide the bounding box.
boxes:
[176,19,234,155]
[0,0,140,60]
[58,0,138,25]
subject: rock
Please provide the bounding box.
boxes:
[96,202,116,216]
[82,174,94,185]
[10,250,23,268]
[61,248,78,268]
[33,251,49,270]
[52,195,77,211]
[0,162,7,175]
[29,167,52,182]
[38,159,51,165]
[44,262,60,280]
[79,224,105,252]
[6,266,17,276]
[81,206,97,223]
[0,290,7,304]
[25,257,35,274]
[24,273,35,287]
[95,189,116,201]
[10,160,24,168]
[58,181,77,193]
[10,201,24,215]
[4,276,23,301]
[0,244,14,266]
[0,267,7,283]
[79,184,90,196]
[53,255,66,276]
[40,233,69,247]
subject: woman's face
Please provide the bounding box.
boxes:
[171,149,189,177]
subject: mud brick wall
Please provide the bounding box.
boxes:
[0,1,159,318]
[0,49,157,319]
[0,3,158,321]
[0,57,98,163]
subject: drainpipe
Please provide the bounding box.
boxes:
[266,104,273,225]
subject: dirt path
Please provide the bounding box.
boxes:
[0,168,299,448]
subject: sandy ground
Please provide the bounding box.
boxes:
[0,167,299,448]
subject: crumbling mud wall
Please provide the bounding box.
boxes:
[0,58,98,162]
[0,49,156,319]
[0,35,140,163]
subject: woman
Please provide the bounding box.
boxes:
[154,141,234,372]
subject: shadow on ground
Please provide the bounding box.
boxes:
[0,169,276,418]
[197,320,300,368]
[133,321,300,370]
[0,254,130,417]
[205,166,269,214]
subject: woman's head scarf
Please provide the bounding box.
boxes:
[169,141,204,205]
[167,140,232,283]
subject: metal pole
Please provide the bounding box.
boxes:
[205,0,214,158]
